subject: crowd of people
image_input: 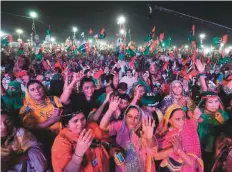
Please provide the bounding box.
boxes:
[1,36,232,172]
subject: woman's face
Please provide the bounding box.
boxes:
[127,70,132,78]
[104,67,109,74]
[143,71,149,79]
[87,71,93,77]
[149,64,157,75]
[82,81,95,98]
[28,83,45,101]
[1,114,14,137]
[22,75,30,85]
[137,86,145,99]
[119,99,129,111]
[125,108,140,130]
[172,82,183,96]
[169,109,186,130]
[205,97,220,113]
[67,113,86,134]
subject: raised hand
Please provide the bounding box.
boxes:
[104,91,113,104]
[142,115,155,140]
[75,129,93,156]
[109,96,121,112]
[193,106,202,120]
[72,72,84,83]
[172,136,181,152]
[134,85,141,98]
[195,59,205,74]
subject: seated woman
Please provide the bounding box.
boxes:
[19,80,63,162]
[1,81,25,112]
[100,96,156,172]
[1,110,48,172]
[52,110,110,172]
[155,105,203,172]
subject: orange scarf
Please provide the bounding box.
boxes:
[52,122,110,172]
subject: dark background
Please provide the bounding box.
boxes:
[1,1,232,46]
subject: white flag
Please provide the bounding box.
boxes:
[80,32,85,37]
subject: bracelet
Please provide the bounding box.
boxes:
[74,152,83,158]
[71,160,81,165]
[198,73,206,77]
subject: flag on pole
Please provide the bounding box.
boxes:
[1,35,13,47]
[126,29,131,46]
[159,33,164,41]
[222,35,228,44]
[77,42,90,55]
[88,29,93,35]
[152,26,156,38]
[188,24,196,42]
[80,32,85,38]
[192,24,195,36]
[45,25,51,42]
[97,28,106,39]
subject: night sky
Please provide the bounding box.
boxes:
[1,1,232,46]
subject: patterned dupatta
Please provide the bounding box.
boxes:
[155,105,204,172]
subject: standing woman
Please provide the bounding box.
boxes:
[193,91,229,171]
[159,80,195,115]
[155,105,203,172]
[100,96,156,172]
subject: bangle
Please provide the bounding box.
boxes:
[74,152,83,158]
[198,73,206,77]
[71,160,81,165]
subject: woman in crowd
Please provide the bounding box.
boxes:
[211,119,232,172]
[159,80,194,114]
[19,80,63,163]
[52,110,110,172]
[195,59,230,171]
[194,91,229,171]
[100,96,156,172]
[155,104,203,172]
[130,84,146,105]
[1,110,48,172]
[60,72,118,117]
[1,81,25,112]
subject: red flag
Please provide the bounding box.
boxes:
[152,26,156,33]
[222,35,228,44]
[192,24,195,36]
[100,28,105,34]
[88,29,93,35]
[152,26,156,38]
[159,33,164,41]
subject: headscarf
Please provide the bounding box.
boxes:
[157,104,183,135]
[198,91,224,110]
[170,80,184,97]
[2,81,25,111]
[119,105,143,136]
[7,81,22,96]
[118,105,145,172]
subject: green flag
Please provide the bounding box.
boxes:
[212,37,221,49]
[126,48,136,57]
[144,45,150,56]
[168,37,172,47]
[126,29,131,46]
